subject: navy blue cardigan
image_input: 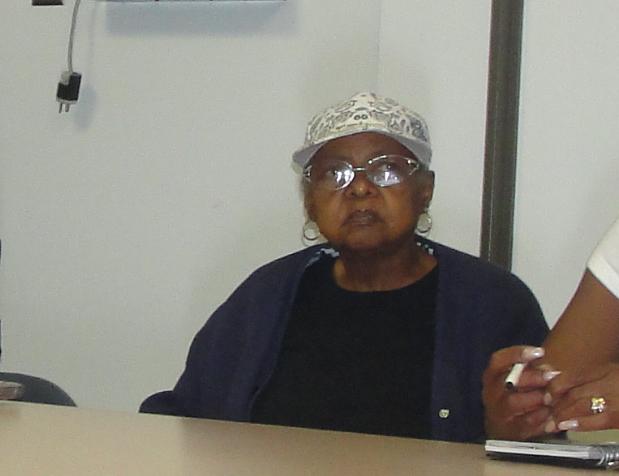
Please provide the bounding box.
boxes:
[141,239,548,442]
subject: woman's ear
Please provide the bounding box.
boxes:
[304,191,317,222]
[425,171,435,205]
[417,170,435,207]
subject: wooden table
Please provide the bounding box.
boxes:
[0,401,602,475]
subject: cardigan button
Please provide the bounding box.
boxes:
[439,408,450,419]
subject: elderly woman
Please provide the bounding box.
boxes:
[140,92,547,442]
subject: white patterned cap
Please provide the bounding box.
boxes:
[293,92,432,168]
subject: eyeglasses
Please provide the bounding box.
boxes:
[303,154,422,191]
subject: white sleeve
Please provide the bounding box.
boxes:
[587,217,619,299]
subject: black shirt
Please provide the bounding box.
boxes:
[251,256,438,438]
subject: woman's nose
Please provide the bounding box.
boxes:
[345,171,377,198]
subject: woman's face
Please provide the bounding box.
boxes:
[305,132,434,254]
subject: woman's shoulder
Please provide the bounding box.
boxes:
[228,244,334,296]
[420,237,492,268]
[424,238,546,330]
[249,244,333,275]
[198,246,331,336]
[421,237,532,292]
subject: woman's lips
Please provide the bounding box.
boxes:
[345,209,380,226]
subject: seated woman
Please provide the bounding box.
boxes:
[140,92,547,442]
[483,216,619,439]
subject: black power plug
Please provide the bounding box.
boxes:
[55,0,83,113]
[56,71,81,113]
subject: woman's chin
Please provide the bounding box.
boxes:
[335,236,389,254]
[330,229,416,256]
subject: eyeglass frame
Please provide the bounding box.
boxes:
[302,154,425,191]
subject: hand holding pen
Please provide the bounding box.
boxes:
[482,346,561,440]
[503,355,561,392]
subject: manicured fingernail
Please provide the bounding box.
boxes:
[558,420,579,431]
[543,370,562,382]
[544,419,557,433]
[522,347,545,361]
[543,392,552,406]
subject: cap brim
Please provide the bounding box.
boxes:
[292,128,431,169]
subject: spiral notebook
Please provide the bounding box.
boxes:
[485,439,619,469]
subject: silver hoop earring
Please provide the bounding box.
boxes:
[416,209,432,235]
[302,219,321,244]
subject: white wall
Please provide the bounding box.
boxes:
[379,0,491,254]
[514,0,619,327]
[0,0,382,410]
[0,0,492,412]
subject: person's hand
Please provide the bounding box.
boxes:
[483,346,560,440]
[546,363,619,432]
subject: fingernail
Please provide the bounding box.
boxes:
[544,419,557,433]
[522,347,545,361]
[543,370,562,382]
[543,392,552,406]
[558,420,579,431]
